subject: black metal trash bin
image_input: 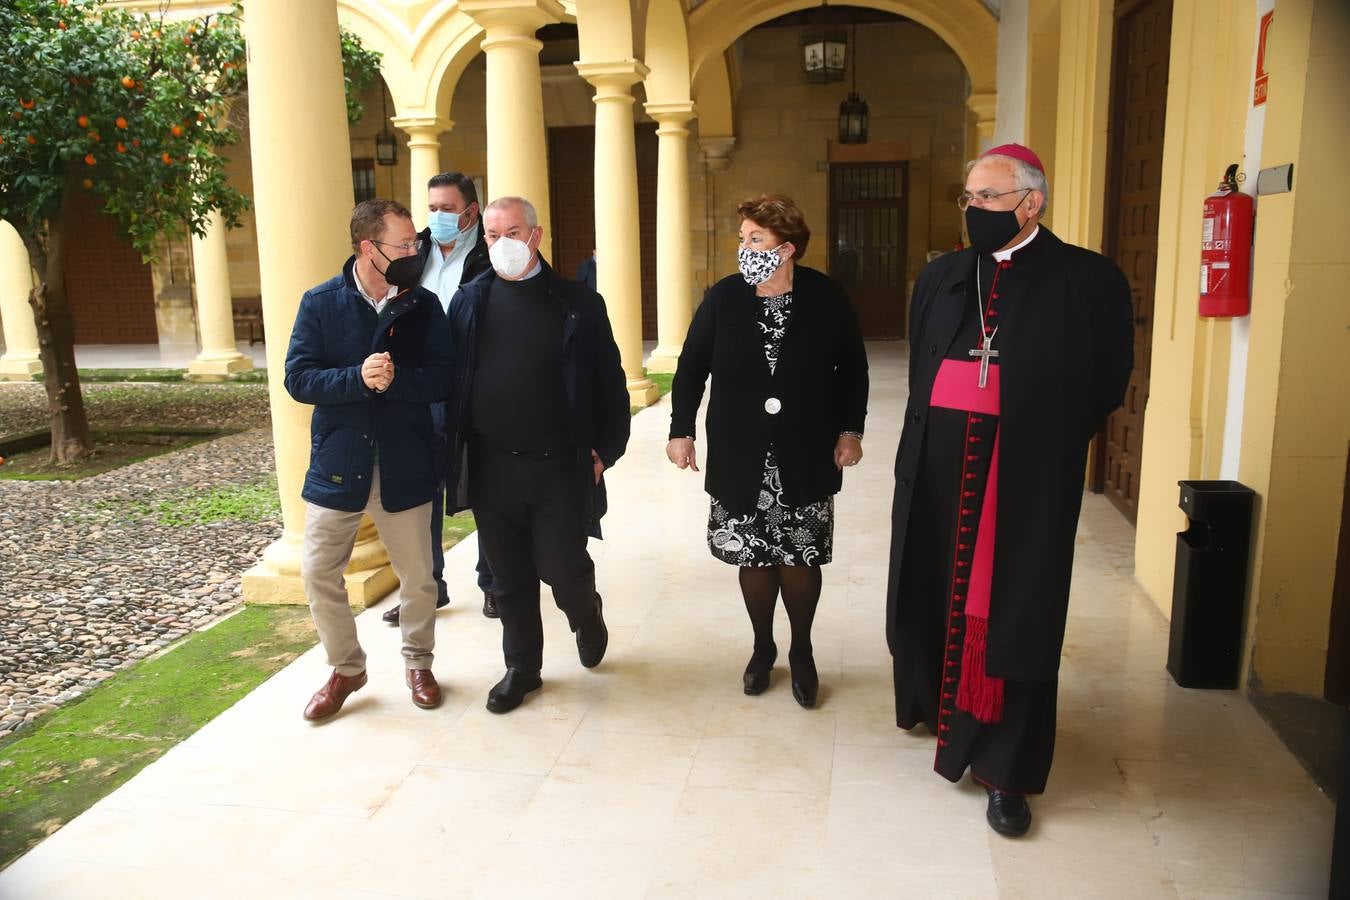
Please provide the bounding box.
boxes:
[1166,480,1256,689]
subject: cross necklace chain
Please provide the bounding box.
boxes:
[968,260,999,389]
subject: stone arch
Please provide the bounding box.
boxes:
[644,0,692,106]
[574,0,638,62]
[688,0,997,95]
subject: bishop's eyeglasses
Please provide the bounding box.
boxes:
[956,187,1032,211]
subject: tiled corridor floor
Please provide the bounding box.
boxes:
[0,344,1332,898]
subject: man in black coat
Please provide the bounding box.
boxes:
[382,171,498,626]
[445,195,630,714]
[284,198,452,720]
[886,144,1133,836]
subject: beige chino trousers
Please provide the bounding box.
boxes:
[303,469,437,676]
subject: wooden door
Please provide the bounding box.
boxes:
[63,191,156,344]
[1098,0,1172,522]
[547,124,659,340]
[828,162,908,339]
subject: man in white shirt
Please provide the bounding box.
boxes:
[383,172,498,627]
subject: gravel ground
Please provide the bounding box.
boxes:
[0,424,281,738]
[0,381,271,439]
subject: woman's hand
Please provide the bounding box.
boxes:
[666,437,699,471]
[834,434,863,471]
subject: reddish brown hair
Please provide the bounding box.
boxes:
[736,193,811,260]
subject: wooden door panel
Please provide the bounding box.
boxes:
[1100,0,1171,522]
[828,162,907,339]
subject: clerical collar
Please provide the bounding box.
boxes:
[992,225,1040,262]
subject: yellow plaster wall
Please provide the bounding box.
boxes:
[692,21,968,295]
[1133,2,1257,620]
[1239,0,1350,693]
[1025,0,1059,226]
[1050,0,1111,252]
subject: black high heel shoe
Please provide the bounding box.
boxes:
[743,644,777,696]
[789,651,818,708]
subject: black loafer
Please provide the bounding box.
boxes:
[381,605,401,626]
[436,581,451,609]
[743,644,777,696]
[986,789,1032,837]
[486,668,542,714]
[789,651,819,709]
[576,594,608,669]
[482,590,499,619]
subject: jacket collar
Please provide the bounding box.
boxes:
[946,226,1060,291]
[341,255,425,320]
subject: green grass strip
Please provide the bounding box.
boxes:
[0,607,318,870]
[33,369,268,384]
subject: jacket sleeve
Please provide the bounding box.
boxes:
[1092,259,1135,429]
[384,301,454,404]
[907,264,935,394]
[833,286,869,435]
[590,294,632,467]
[283,292,372,405]
[669,290,715,440]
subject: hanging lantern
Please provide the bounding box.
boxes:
[802,29,847,84]
[838,92,869,144]
[374,128,398,166]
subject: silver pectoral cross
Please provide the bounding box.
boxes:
[968,336,999,389]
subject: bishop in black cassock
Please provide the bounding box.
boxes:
[885,144,1133,837]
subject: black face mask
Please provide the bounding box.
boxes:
[964,193,1030,254]
[374,243,426,290]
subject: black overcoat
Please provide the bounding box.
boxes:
[886,228,1133,681]
[669,266,869,514]
[443,258,631,539]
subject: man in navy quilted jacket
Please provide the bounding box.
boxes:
[284,199,453,721]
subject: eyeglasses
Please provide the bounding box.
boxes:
[372,239,424,253]
[956,187,1032,211]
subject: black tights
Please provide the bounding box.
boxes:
[738,565,823,666]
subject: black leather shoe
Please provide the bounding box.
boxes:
[789,651,819,709]
[743,644,777,696]
[486,668,542,714]
[482,590,498,619]
[576,594,608,669]
[382,584,451,626]
[986,789,1032,837]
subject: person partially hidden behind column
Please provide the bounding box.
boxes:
[885,144,1133,837]
[381,171,499,626]
[444,196,630,714]
[667,193,869,709]
[285,198,453,721]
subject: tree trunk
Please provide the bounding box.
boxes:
[23,181,93,464]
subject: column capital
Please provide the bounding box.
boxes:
[391,115,454,140]
[575,60,650,98]
[645,101,697,130]
[699,135,736,173]
[967,90,997,123]
[461,0,563,38]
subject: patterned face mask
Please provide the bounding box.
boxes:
[738,244,785,286]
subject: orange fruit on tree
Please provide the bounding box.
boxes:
[82,179,93,189]
[19,98,34,110]
[77,114,88,128]
[11,110,22,120]
[116,142,126,153]
[161,152,173,164]
[152,29,161,39]
[26,134,37,145]
[132,138,140,147]
[170,124,183,137]
[131,30,141,41]
[57,21,67,30]
[88,131,100,142]
[115,117,127,129]
[121,75,135,89]
[85,153,96,165]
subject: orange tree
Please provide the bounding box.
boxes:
[0,0,380,462]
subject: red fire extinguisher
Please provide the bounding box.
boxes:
[1200,163,1254,318]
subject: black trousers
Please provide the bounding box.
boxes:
[468,442,599,672]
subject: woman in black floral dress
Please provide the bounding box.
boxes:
[667,194,869,707]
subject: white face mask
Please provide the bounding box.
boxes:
[488,235,533,279]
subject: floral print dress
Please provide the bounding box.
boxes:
[707,291,834,567]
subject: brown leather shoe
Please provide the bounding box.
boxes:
[303,669,367,721]
[406,668,442,709]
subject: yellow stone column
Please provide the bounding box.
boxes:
[577,60,658,407]
[241,0,395,607]
[461,0,561,253]
[186,210,253,382]
[644,101,697,375]
[392,116,453,229]
[0,221,41,381]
